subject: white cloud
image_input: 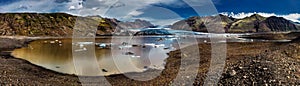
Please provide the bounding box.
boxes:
[68,6,76,10]
[123,10,144,19]
[0,0,59,13]
[221,12,300,23]
[129,16,183,26]
[281,13,300,23]
[119,6,184,26]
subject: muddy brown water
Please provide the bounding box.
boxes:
[11,37,179,76]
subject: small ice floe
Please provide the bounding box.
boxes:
[168,38,177,41]
[144,43,155,46]
[74,48,87,52]
[77,42,94,45]
[131,55,141,58]
[155,44,165,48]
[75,42,94,48]
[165,35,175,38]
[98,43,107,48]
[118,45,132,49]
[50,41,55,44]
[144,43,165,48]
[79,44,84,48]
[204,40,207,43]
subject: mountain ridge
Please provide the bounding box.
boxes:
[171,14,300,33]
[0,13,299,37]
[0,13,154,36]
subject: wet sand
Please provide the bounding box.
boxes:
[1,38,300,85]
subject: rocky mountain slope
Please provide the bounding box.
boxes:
[171,14,300,33]
[0,13,154,36]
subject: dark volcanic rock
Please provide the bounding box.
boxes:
[263,16,298,31]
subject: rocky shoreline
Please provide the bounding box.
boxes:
[1,37,300,85]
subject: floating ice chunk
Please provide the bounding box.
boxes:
[118,45,132,49]
[131,55,141,58]
[50,41,55,44]
[99,43,106,48]
[144,43,155,46]
[74,48,87,52]
[155,44,165,47]
[77,42,94,45]
[79,44,84,48]
[168,38,177,41]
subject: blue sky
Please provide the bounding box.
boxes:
[217,0,299,14]
[0,0,299,25]
[157,0,300,17]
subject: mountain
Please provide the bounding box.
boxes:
[0,13,76,36]
[171,16,204,32]
[0,13,154,36]
[110,19,155,35]
[171,14,300,33]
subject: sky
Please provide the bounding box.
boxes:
[0,0,299,25]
